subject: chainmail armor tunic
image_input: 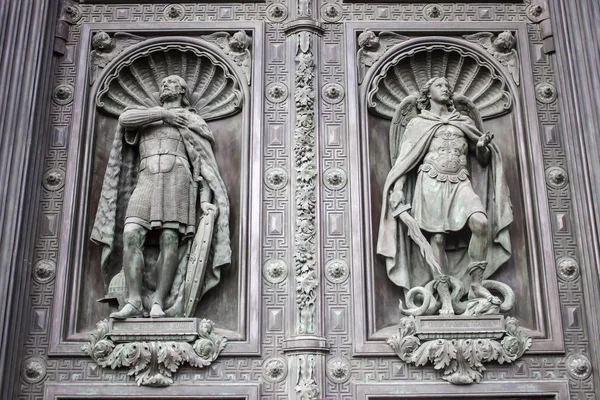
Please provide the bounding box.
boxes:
[125,122,197,235]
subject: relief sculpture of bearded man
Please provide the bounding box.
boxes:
[91,75,231,319]
[377,77,514,316]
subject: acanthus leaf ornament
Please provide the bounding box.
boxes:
[357,30,409,84]
[463,31,521,85]
[387,316,531,385]
[201,31,252,84]
[82,319,226,386]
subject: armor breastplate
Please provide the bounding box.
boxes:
[138,124,189,174]
[421,125,469,182]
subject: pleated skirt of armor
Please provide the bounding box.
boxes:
[412,171,486,234]
[125,159,197,236]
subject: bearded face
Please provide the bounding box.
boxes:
[159,77,184,103]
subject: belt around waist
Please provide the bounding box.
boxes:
[140,149,188,160]
[419,163,468,175]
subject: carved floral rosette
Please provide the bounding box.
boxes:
[387,316,531,385]
[82,319,226,386]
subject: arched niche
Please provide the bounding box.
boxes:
[360,37,540,338]
[76,37,250,337]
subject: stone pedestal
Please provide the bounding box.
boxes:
[387,315,531,385]
[83,318,226,386]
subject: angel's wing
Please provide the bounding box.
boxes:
[462,32,495,54]
[496,49,520,85]
[378,32,409,50]
[389,95,418,165]
[239,49,252,83]
[357,48,371,84]
[113,32,145,51]
[453,94,484,132]
[201,32,232,52]
[89,50,102,86]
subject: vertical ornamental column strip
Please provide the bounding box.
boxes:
[284,3,327,397]
[294,31,318,336]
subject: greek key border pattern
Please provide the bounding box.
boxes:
[15,1,596,399]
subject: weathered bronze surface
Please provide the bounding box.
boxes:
[2,0,600,397]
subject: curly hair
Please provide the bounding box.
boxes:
[416,77,453,111]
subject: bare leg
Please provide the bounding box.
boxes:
[467,212,499,303]
[150,229,179,318]
[468,212,488,262]
[430,233,453,314]
[111,223,147,319]
[430,233,448,273]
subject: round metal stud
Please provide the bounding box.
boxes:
[325,259,349,284]
[556,257,580,281]
[324,168,347,190]
[42,169,65,191]
[266,4,288,23]
[33,260,56,284]
[423,4,445,21]
[322,83,345,104]
[22,357,47,384]
[266,83,288,103]
[163,4,185,21]
[265,167,288,190]
[263,259,288,284]
[326,357,351,383]
[535,82,557,103]
[52,84,74,105]
[321,4,343,23]
[567,354,592,380]
[546,166,568,189]
[263,357,288,382]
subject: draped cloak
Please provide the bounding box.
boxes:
[91,106,231,315]
[376,110,513,292]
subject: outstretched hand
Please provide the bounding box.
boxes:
[477,131,494,148]
[162,110,189,128]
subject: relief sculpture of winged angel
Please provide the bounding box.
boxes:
[89,31,144,85]
[370,50,517,317]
